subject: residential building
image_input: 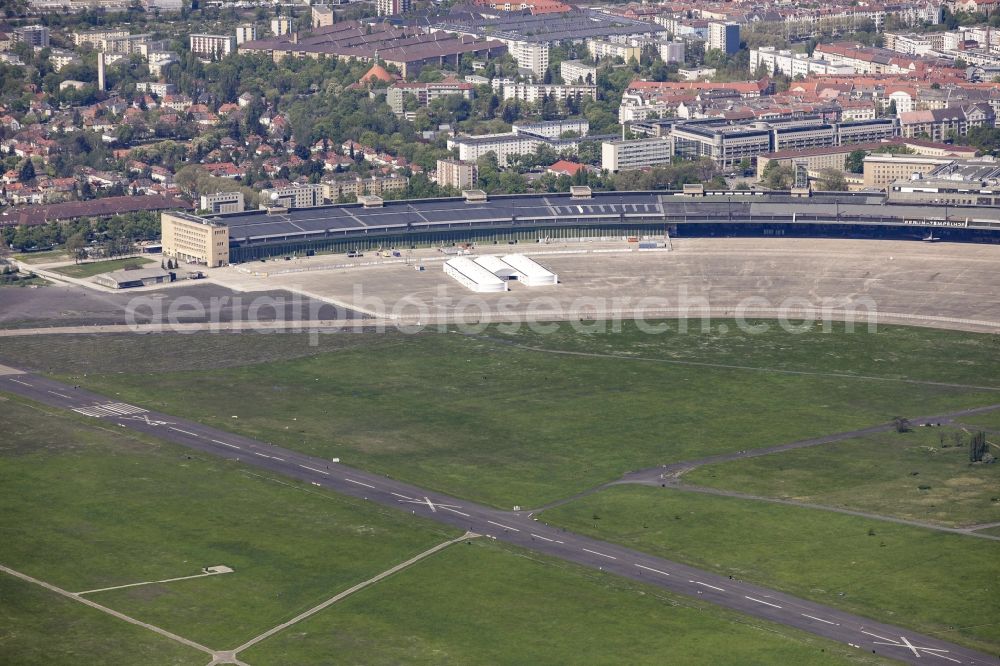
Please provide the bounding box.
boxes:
[190,34,237,59]
[495,81,596,104]
[448,133,544,167]
[376,0,411,16]
[72,28,128,48]
[200,191,245,214]
[602,137,672,171]
[270,18,293,37]
[707,22,739,55]
[750,47,855,77]
[437,159,478,190]
[260,183,325,209]
[386,79,475,115]
[312,5,335,28]
[13,25,49,47]
[499,38,549,77]
[161,211,230,267]
[101,33,152,55]
[587,38,641,63]
[322,174,408,201]
[560,59,596,84]
[512,118,589,138]
[235,25,258,45]
[899,105,995,142]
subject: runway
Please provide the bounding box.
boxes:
[3,370,997,666]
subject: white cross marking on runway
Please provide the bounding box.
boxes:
[397,496,463,514]
[126,414,174,427]
[862,632,961,662]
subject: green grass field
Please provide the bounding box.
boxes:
[11,327,999,508]
[541,485,1000,654]
[13,249,70,264]
[51,257,154,278]
[684,426,1000,526]
[0,396,457,650]
[957,410,1000,432]
[979,525,1000,537]
[0,575,203,666]
[243,539,886,666]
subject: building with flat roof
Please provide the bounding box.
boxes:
[200,191,245,214]
[437,159,478,190]
[94,266,173,289]
[708,22,739,55]
[312,5,335,27]
[161,211,230,267]
[560,60,596,84]
[235,25,257,45]
[260,184,325,209]
[190,34,237,59]
[602,137,672,172]
[863,154,952,188]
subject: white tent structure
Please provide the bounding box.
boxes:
[444,257,508,292]
[474,255,519,279]
[500,254,558,286]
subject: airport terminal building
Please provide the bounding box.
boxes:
[160,189,1000,265]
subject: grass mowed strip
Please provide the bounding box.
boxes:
[541,485,1000,654]
[0,574,204,666]
[684,426,1000,527]
[51,257,154,278]
[0,396,457,649]
[34,332,1000,508]
[958,410,1000,432]
[500,320,1000,387]
[243,539,884,666]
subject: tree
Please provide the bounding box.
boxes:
[893,416,911,433]
[18,158,35,183]
[846,149,867,174]
[65,232,87,263]
[816,167,849,192]
[761,160,794,189]
[969,431,992,463]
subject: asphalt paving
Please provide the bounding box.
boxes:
[2,368,997,666]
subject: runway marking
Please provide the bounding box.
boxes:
[271,457,285,462]
[212,439,241,450]
[253,452,271,458]
[691,580,725,592]
[8,379,32,387]
[635,564,670,576]
[441,506,470,517]
[168,427,198,437]
[801,614,839,626]
[390,492,411,499]
[530,533,563,543]
[47,390,72,399]
[745,596,782,609]
[101,403,148,416]
[344,478,376,489]
[863,633,960,662]
[582,548,616,560]
[300,465,327,474]
[487,520,519,532]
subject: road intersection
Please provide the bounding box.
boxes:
[3,368,998,666]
